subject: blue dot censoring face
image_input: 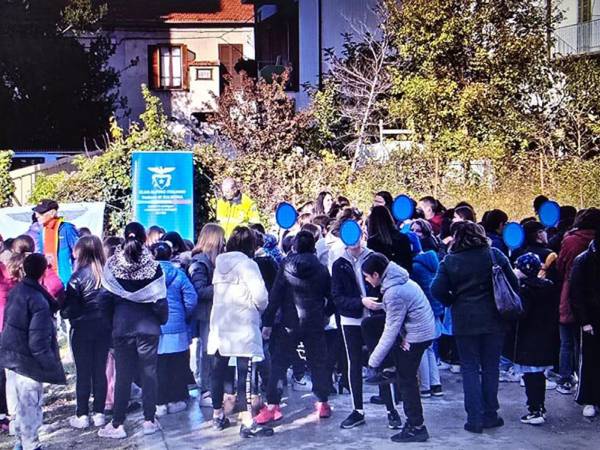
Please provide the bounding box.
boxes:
[340,220,362,246]
[392,195,415,222]
[538,200,560,228]
[275,202,298,230]
[503,222,525,250]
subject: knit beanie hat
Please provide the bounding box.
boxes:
[516,252,542,278]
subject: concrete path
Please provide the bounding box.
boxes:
[1,370,598,449]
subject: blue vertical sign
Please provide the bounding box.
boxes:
[132,151,194,241]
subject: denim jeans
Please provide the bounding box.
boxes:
[455,333,504,427]
[419,343,441,391]
[559,324,579,382]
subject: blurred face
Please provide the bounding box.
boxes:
[363,271,381,288]
[452,212,464,223]
[221,179,238,201]
[418,201,434,220]
[411,223,424,238]
[373,195,386,208]
[323,194,334,213]
[35,209,57,225]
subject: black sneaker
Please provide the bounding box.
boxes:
[212,416,230,431]
[483,416,504,429]
[420,390,432,398]
[340,410,365,429]
[370,395,384,405]
[464,422,483,434]
[365,370,395,385]
[431,385,444,397]
[239,422,274,438]
[391,423,429,443]
[388,410,402,430]
[520,410,545,425]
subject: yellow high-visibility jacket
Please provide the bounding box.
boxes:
[216,194,260,238]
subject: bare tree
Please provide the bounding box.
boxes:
[324,3,396,170]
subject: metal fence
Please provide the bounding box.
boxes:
[554,19,600,56]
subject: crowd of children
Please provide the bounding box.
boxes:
[0,190,598,448]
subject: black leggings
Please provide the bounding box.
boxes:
[211,352,253,414]
[342,324,395,412]
[523,372,546,412]
[72,326,111,417]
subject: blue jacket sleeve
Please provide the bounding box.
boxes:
[179,271,198,322]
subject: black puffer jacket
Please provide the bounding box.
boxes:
[0,278,66,384]
[61,266,111,330]
[188,252,214,322]
[505,276,560,367]
[263,252,331,329]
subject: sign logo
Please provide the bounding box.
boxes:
[148,166,176,190]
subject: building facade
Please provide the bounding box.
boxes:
[101,0,255,129]
[554,0,600,55]
[245,0,379,108]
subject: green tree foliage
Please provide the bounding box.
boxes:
[0,0,123,149]
[385,0,554,164]
[31,86,193,234]
[0,150,15,207]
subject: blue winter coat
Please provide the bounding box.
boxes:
[159,261,198,337]
[411,251,444,317]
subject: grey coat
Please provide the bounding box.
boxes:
[368,262,436,368]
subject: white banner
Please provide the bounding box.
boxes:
[0,202,105,239]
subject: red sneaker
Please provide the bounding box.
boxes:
[254,405,283,425]
[316,402,331,419]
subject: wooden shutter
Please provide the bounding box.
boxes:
[218,44,244,86]
[148,45,160,89]
[182,44,189,90]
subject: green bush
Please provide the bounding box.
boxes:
[0,150,15,207]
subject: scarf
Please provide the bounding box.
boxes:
[102,246,166,304]
[43,217,63,267]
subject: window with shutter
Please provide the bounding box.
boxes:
[147,44,190,91]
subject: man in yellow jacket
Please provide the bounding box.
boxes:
[216,178,260,238]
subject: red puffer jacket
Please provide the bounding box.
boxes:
[557,229,595,324]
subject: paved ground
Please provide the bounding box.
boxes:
[1,367,598,450]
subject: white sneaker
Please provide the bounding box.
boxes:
[450,364,461,374]
[583,405,597,418]
[156,405,168,417]
[520,377,525,387]
[499,369,521,383]
[143,419,161,435]
[199,391,213,408]
[292,375,313,392]
[167,401,187,414]
[98,423,127,439]
[437,361,451,370]
[91,413,106,427]
[546,380,557,390]
[69,415,90,429]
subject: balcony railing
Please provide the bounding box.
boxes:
[554,19,600,56]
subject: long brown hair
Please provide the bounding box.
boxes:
[74,235,106,288]
[192,223,225,265]
[449,221,489,253]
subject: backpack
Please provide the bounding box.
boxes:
[490,250,523,320]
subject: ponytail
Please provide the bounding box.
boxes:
[123,222,146,264]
